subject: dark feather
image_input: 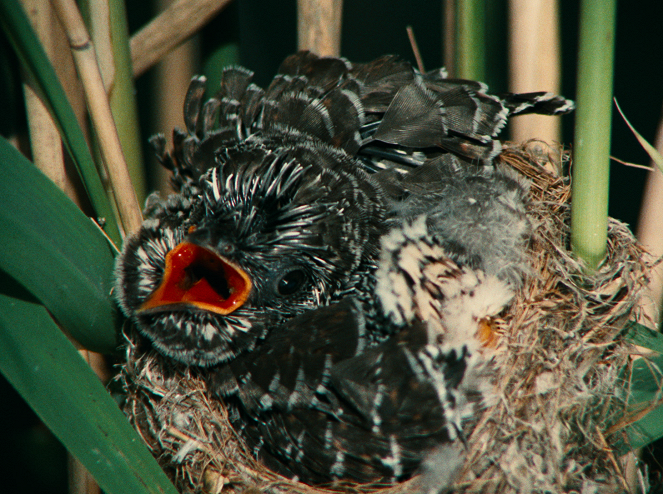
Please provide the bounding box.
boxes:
[217,65,254,101]
[213,298,475,484]
[278,51,350,92]
[183,76,207,137]
[499,91,576,116]
[372,80,447,148]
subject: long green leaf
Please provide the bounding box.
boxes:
[0,137,117,353]
[0,272,178,494]
[0,0,122,246]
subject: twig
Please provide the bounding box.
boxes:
[611,156,654,172]
[52,0,143,236]
[86,0,115,91]
[595,425,631,492]
[90,0,148,203]
[22,0,90,206]
[406,25,425,73]
[130,0,232,78]
[22,0,67,190]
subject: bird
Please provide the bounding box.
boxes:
[115,51,571,368]
[114,51,572,486]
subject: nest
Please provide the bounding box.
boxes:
[119,142,652,494]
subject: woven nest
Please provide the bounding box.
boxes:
[119,142,652,494]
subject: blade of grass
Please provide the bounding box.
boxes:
[0,0,121,246]
[614,98,663,173]
[0,272,178,494]
[0,137,118,353]
[570,0,617,270]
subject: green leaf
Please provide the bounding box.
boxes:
[614,98,663,173]
[621,356,663,451]
[0,272,178,494]
[0,0,121,246]
[624,321,663,354]
[0,137,118,353]
[618,322,663,451]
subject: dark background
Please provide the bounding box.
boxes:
[1,1,663,491]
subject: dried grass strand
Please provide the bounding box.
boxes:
[52,0,143,235]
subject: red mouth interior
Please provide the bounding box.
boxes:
[138,242,251,315]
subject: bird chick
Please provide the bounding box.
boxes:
[115,51,570,369]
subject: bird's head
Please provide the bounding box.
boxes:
[115,135,386,367]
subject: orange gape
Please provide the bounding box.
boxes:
[139,242,252,316]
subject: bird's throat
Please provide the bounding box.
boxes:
[138,242,252,316]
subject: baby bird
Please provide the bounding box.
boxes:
[115,51,572,487]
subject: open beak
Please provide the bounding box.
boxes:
[138,242,252,316]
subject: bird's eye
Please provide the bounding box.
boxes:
[276,269,307,296]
